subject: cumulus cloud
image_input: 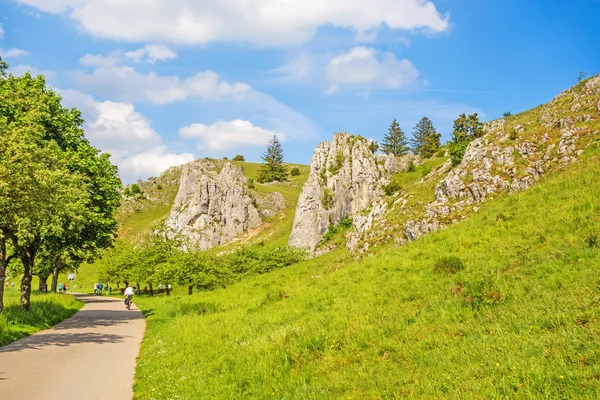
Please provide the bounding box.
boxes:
[0,48,29,58]
[16,0,449,46]
[180,120,285,151]
[73,66,251,104]
[325,46,419,91]
[9,64,55,80]
[58,89,194,181]
[80,43,177,68]
[125,44,177,64]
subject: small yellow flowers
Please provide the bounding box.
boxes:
[496,363,500,367]
[560,376,564,379]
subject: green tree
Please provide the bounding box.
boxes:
[381,119,410,156]
[448,113,484,166]
[410,117,441,158]
[131,184,141,194]
[232,155,245,162]
[0,72,121,310]
[0,56,8,78]
[256,135,288,183]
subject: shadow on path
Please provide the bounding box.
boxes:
[53,309,144,330]
[0,332,127,353]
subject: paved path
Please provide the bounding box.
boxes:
[0,294,146,400]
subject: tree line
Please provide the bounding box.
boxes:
[98,226,304,296]
[376,114,483,165]
[0,57,121,312]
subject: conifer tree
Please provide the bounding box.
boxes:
[411,117,441,158]
[381,119,410,156]
[256,135,288,183]
[448,113,484,166]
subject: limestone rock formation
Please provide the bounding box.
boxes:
[289,133,402,252]
[165,160,262,250]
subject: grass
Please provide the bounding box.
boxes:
[132,147,600,399]
[0,289,82,346]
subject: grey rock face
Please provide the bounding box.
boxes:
[165,160,261,250]
[289,133,392,252]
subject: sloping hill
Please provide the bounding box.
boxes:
[134,144,600,399]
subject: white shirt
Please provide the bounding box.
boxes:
[124,287,135,296]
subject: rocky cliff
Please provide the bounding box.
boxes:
[165,160,269,250]
[288,133,419,252]
[348,74,600,250]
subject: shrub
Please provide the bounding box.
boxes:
[323,224,340,242]
[407,161,416,172]
[463,277,503,309]
[421,165,432,177]
[123,187,131,197]
[233,155,245,162]
[131,184,141,194]
[586,234,598,248]
[339,217,353,229]
[329,151,345,175]
[503,111,512,117]
[509,129,519,141]
[290,167,300,176]
[248,178,255,189]
[434,256,465,274]
[223,157,229,160]
[383,181,401,196]
[156,184,162,190]
[322,187,333,209]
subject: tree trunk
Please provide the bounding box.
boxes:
[0,235,6,313]
[149,283,154,296]
[51,258,62,293]
[188,285,193,295]
[38,274,49,293]
[19,248,36,311]
[136,283,140,293]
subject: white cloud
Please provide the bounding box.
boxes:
[0,25,4,40]
[58,89,194,181]
[80,43,177,68]
[325,46,419,90]
[0,48,29,58]
[73,66,251,104]
[267,56,312,83]
[120,147,195,181]
[17,0,449,46]
[180,119,285,151]
[9,64,55,80]
[125,44,177,64]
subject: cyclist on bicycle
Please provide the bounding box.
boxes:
[124,284,135,309]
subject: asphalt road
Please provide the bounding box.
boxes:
[0,294,146,400]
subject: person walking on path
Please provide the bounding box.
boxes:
[58,283,63,293]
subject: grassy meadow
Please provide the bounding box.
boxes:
[130,147,600,398]
[0,289,82,346]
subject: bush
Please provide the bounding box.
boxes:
[509,129,519,141]
[131,184,141,194]
[223,157,229,160]
[322,187,333,209]
[323,224,340,242]
[248,178,255,189]
[434,256,465,274]
[233,155,245,162]
[339,217,353,229]
[503,111,512,117]
[123,187,131,197]
[156,184,162,190]
[586,234,598,248]
[290,167,300,176]
[463,277,503,309]
[421,165,432,177]
[407,161,416,172]
[448,141,469,166]
[383,181,401,196]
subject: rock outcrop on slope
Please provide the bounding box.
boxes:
[165,160,263,250]
[288,133,418,252]
[348,74,600,249]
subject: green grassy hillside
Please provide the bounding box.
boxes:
[0,289,82,346]
[133,146,600,399]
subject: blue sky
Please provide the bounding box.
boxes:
[0,0,598,182]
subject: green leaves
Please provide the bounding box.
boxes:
[448,113,483,166]
[382,118,410,156]
[257,135,288,183]
[411,117,441,158]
